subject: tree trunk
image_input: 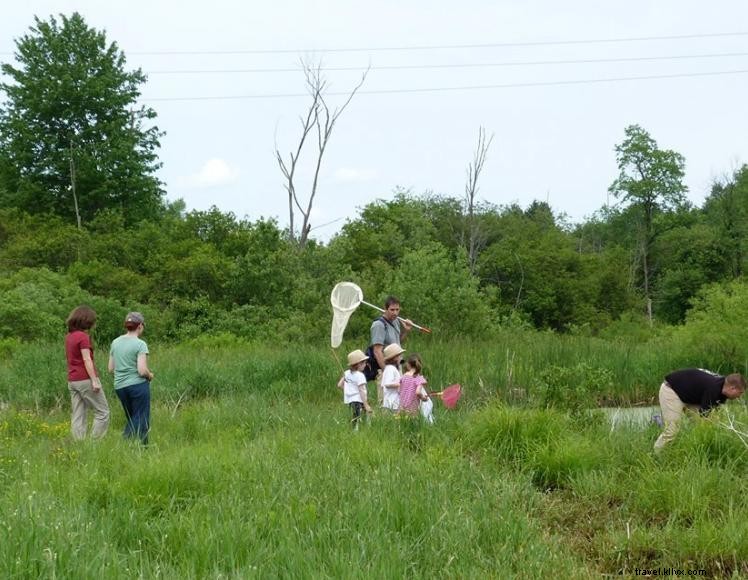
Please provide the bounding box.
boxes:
[642,238,652,326]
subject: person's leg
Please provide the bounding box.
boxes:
[68,381,88,440]
[80,383,110,439]
[351,402,363,430]
[654,382,685,451]
[116,386,134,439]
[128,382,151,445]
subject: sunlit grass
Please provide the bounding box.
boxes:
[1,337,747,577]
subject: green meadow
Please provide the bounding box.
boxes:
[1,335,747,578]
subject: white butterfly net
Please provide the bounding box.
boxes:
[330,282,363,348]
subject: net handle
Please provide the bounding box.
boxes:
[361,300,432,334]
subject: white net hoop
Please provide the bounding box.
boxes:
[330,282,363,348]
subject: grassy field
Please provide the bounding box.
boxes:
[1,334,747,578]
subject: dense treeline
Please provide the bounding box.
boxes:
[2,13,748,360]
[1,171,747,345]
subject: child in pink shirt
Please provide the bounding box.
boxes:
[399,353,429,417]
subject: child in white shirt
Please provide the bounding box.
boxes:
[380,343,405,411]
[337,350,371,430]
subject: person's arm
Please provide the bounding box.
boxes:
[80,349,102,392]
[417,380,429,401]
[108,355,115,374]
[337,376,345,390]
[358,382,371,412]
[700,387,721,415]
[137,353,154,381]
[370,320,386,368]
[400,319,413,342]
[372,344,385,370]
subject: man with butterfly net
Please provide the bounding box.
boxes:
[368,296,413,402]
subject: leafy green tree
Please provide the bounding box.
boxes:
[0,267,124,342]
[703,165,748,278]
[67,259,152,304]
[654,222,728,323]
[0,208,85,270]
[335,192,439,277]
[476,202,636,332]
[478,210,595,330]
[609,125,687,323]
[386,243,494,336]
[157,245,234,304]
[227,219,301,308]
[0,13,163,224]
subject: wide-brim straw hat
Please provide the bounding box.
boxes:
[347,349,369,366]
[383,343,405,360]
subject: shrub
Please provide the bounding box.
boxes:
[0,338,21,359]
[672,280,748,368]
[463,404,571,462]
[529,435,607,490]
[386,243,495,337]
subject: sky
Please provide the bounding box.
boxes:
[2,1,748,240]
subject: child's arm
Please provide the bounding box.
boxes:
[337,376,345,390]
[358,383,372,412]
[381,367,400,389]
[417,377,429,401]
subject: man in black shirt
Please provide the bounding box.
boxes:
[654,368,746,451]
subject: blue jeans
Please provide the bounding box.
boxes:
[116,381,151,445]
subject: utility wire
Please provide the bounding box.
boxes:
[129,31,748,55]
[144,51,748,75]
[4,30,746,57]
[142,68,748,102]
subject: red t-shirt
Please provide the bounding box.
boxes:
[65,330,97,382]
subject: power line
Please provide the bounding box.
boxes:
[4,30,746,57]
[141,68,748,102]
[144,51,748,75]
[129,31,748,55]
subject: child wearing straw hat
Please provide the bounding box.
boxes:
[337,350,372,430]
[380,343,404,411]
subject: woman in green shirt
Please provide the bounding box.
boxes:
[108,312,154,445]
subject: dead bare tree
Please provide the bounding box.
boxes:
[464,127,494,273]
[275,60,367,248]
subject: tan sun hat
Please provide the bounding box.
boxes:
[383,343,405,360]
[347,349,369,366]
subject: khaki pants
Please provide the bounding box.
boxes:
[653,382,699,451]
[68,379,110,440]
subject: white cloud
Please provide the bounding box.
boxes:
[178,158,240,189]
[332,167,377,183]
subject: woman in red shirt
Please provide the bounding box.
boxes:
[65,305,110,439]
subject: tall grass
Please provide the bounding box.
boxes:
[0,329,689,409]
[1,332,747,577]
[0,400,587,578]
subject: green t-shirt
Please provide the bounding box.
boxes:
[110,335,150,390]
